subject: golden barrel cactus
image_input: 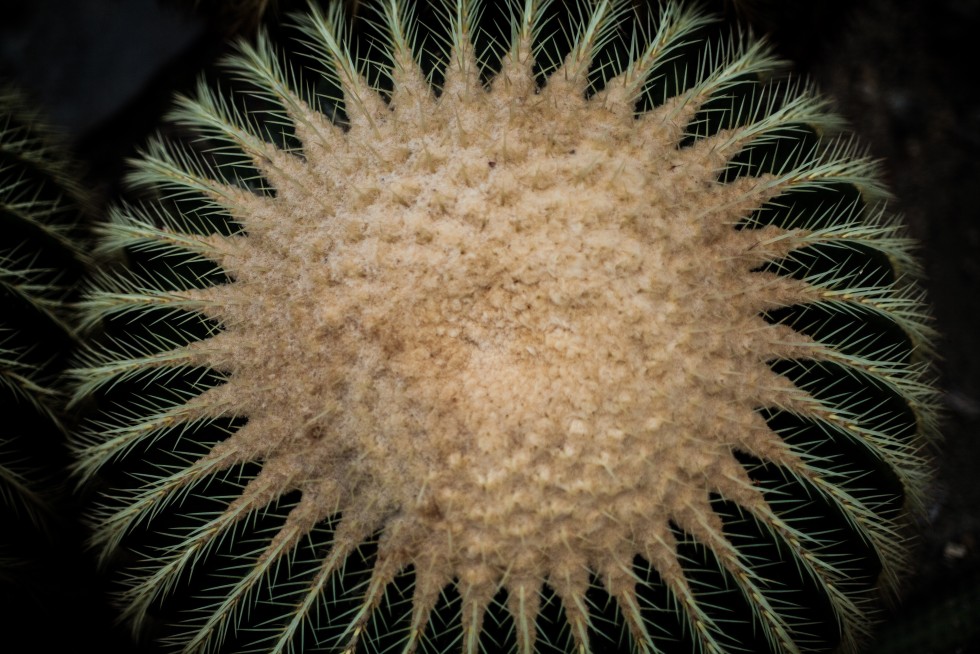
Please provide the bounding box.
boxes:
[72,1,937,652]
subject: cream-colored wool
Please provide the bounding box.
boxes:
[73,2,937,653]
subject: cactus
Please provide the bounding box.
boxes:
[0,85,88,624]
[72,1,938,652]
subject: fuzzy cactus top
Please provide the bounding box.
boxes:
[74,2,937,653]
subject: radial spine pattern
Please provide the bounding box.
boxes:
[73,2,938,653]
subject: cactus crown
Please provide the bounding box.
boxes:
[73,1,937,653]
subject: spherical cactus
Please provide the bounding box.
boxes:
[72,1,938,653]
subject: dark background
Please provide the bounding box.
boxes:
[0,0,977,652]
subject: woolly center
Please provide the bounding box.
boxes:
[202,73,790,592]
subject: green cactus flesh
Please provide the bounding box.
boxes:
[72,2,938,653]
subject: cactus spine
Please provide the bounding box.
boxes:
[73,1,937,652]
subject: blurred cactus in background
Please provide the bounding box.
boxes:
[1,84,86,569]
[0,84,110,646]
[171,0,280,34]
